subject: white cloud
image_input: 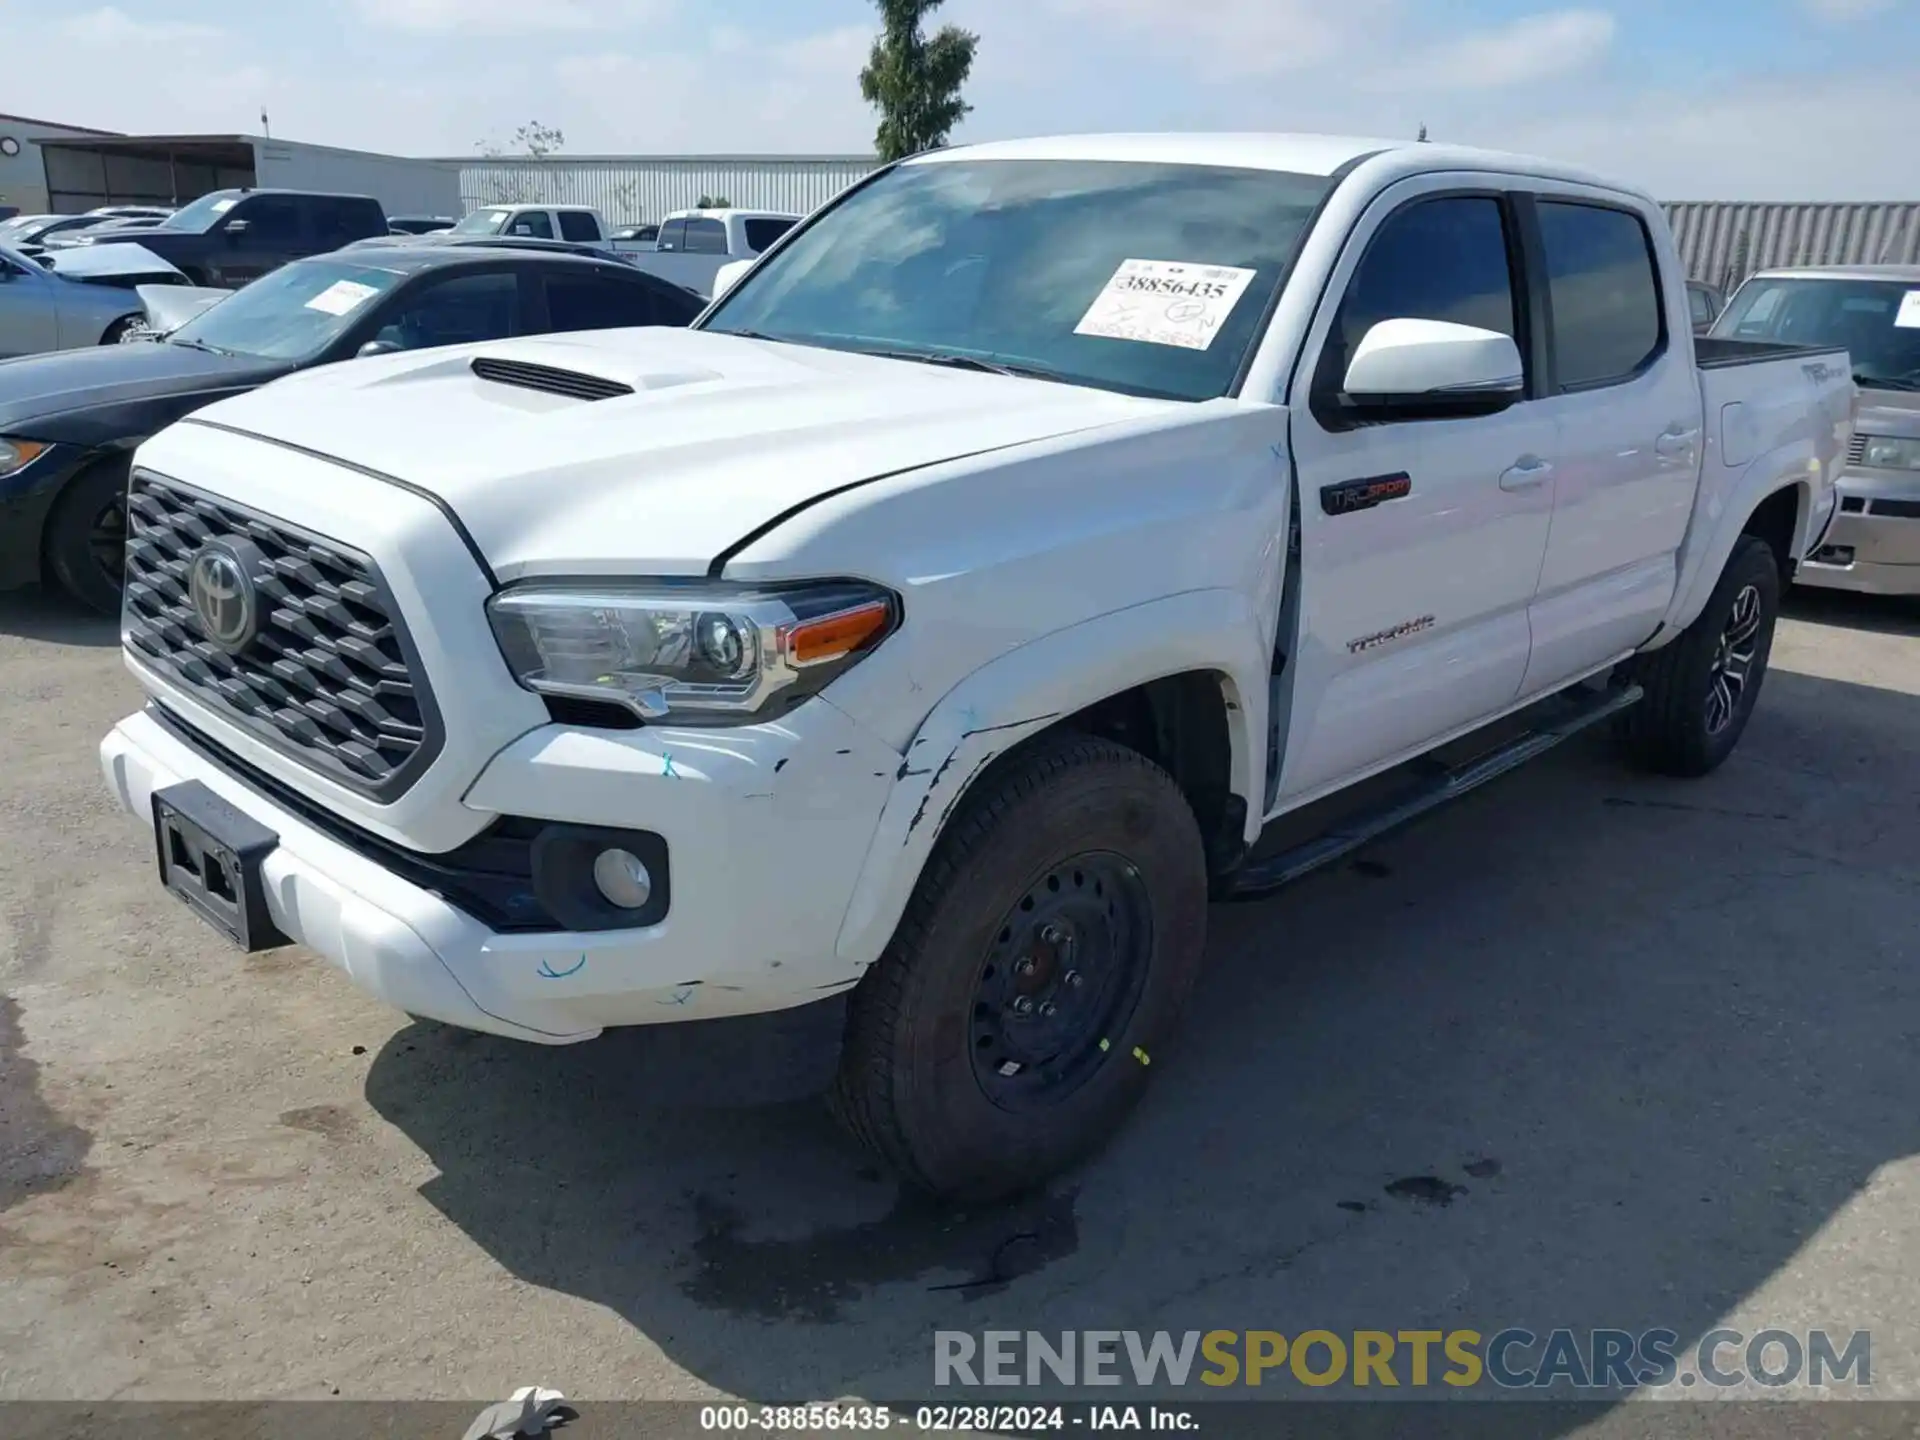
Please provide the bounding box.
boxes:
[1800,0,1895,18]
[354,0,665,35]
[1364,9,1616,92]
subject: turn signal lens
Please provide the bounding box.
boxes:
[0,438,50,477]
[786,600,893,667]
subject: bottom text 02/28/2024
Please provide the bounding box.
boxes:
[698,1403,1202,1432]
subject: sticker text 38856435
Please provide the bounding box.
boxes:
[1074,259,1258,352]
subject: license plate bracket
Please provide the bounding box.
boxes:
[152,780,288,952]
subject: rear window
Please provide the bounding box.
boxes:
[1536,201,1664,390]
[683,219,728,255]
[557,210,601,243]
[743,218,795,253]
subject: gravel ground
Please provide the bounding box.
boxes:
[1,583,1917,1426]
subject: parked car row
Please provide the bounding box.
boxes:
[77,131,1863,1203]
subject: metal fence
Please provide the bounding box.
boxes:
[1665,202,1920,293]
[456,155,879,224]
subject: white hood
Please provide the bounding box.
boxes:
[189,328,1169,578]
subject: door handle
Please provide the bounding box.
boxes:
[1656,426,1701,459]
[1499,456,1554,492]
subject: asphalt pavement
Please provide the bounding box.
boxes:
[2,583,1917,1431]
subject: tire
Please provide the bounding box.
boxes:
[43,456,132,616]
[832,732,1209,1201]
[100,315,148,345]
[1615,534,1780,777]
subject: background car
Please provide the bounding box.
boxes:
[79,188,390,288]
[38,215,172,252]
[0,244,705,612]
[389,215,456,235]
[611,223,659,248]
[0,242,154,357]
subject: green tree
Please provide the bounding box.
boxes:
[859,0,978,161]
[695,194,732,209]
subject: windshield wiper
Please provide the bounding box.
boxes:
[167,336,234,357]
[861,348,1072,385]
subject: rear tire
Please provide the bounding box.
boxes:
[43,457,131,616]
[832,732,1209,1202]
[1615,534,1780,777]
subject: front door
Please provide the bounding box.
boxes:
[216,195,303,286]
[1275,181,1557,807]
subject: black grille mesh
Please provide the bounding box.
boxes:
[122,473,439,797]
[1848,433,1868,466]
[470,356,634,401]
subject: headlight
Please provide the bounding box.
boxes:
[1861,435,1920,471]
[0,438,50,477]
[487,578,899,724]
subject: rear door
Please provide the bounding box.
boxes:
[1516,192,1699,694]
[1277,181,1557,806]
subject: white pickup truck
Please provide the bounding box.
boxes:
[100,134,1853,1201]
[626,208,799,296]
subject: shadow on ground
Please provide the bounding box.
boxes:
[1784,585,1919,638]
[0,588,119,648]
[360,664,1920,1419]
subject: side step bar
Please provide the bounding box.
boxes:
[1227,682,1644,900]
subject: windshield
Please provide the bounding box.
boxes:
[169,258,402,360]
[1712,277,1920,391]
[451,209,512,236]
[161,191,244,233]
[701,158,1333,403]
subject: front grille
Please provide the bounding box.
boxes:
[1848,433,1867,466]
[123,472,441,800]
[470,356,634,401]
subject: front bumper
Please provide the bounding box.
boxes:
[1799,472,1920,596]
[101,701,899,1043]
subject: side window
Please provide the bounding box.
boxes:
[234,196,302,243]
[542,272,661,331]
[371,272,521,351]
[1320,195,1519,396]
[683,218,728,255]
[656,218,688,252]
[1536,200,1664,390]
[743,218,794,253]
[557,211,601,242]
[1687,285,1713,327]
[507,210,555,239]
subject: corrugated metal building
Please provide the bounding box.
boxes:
[0,112,122,216]
[455,155,879,225]
[1666,202,1920,292]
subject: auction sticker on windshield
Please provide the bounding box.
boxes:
[305,280,381,316]
[1075,258,1258,351]
[1896,291,1920,328]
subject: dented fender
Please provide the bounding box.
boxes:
[832,587,1270,971]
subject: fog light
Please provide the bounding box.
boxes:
[591,848,653,909]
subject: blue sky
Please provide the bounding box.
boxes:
[3,0,1916,198]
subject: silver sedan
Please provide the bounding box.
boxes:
[0,243,155,358]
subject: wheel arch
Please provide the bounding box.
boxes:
[832,589,1269,971]
[1656,458,1816,649]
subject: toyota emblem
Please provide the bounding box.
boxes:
[187,541,260,652]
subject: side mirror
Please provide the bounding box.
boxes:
[711,258,754,300]
[223,217,250,237]
[356,339,401,358]
[1341,318,1523,418]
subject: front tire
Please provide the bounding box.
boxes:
[833,733,1209,1202]
[1616,534,1780,777]
[43,457,131,616]
[100,315,150,345]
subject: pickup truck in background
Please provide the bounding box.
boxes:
[365,204,616,251]
[81,188,389,288]
[99,134,1853,1202]
[1709,263,1919,596]
[626,208,800,295]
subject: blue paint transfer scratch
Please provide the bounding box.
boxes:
[537,954,587,980]
[661,753,679,779]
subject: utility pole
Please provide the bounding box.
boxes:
[260,107,270,138]
[1417,122,1428,142]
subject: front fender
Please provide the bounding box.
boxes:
[832,587,1270,970]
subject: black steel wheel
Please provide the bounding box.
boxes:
[43,456,132,616]
[969,853,1153,1112]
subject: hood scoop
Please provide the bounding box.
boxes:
[470,356,635,401]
